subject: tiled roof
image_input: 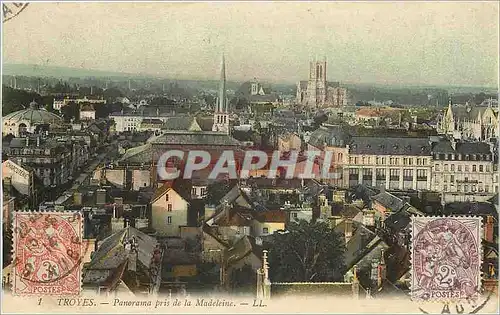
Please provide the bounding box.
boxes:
[150,182,173,204]
[196,116,215,131]
[308,124,350,148]
[85,226,158,270]
[140,118,164,125]
[349,137,431,156]
[80,103,95,111]
[431,140,492,155]
[372,191,405,212]
[161,117,202,131]
[334,220,383,269]
[253,210,287,223]
[149,131,241,146]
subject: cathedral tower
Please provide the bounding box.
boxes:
[212,54,229,134]
[306,56,327,107]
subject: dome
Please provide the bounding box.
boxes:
[2,102,63,136]
[308,124,350,148]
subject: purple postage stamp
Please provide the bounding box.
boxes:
[411,216,483,302]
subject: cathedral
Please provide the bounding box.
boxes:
[296,58,348,108]
[438,99,499,141]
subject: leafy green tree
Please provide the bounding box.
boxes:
[60,101,80,122]
[265,219,346,282]
[204,180,235,206]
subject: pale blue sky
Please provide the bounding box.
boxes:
[2,2,498,86]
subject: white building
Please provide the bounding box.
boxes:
[431,138,498,203]
[53,96,107,111]
[80,104,96,120]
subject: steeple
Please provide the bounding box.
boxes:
[213,53,229,134]
[217,53,227,113]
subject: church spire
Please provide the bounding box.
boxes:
[217,53,227,113]
[213,53,229,134]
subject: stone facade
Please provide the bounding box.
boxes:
[296,59,348,108]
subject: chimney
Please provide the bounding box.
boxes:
[26,137,29,147]
[377,249,386,288]
[344,219,353,244]
[485,216,494,243]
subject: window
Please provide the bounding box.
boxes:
[444,164,449,171]
[262,227,269,234]
[457,185,462,192]
[458,165,462,172]
[201,188,206,196]
[450,175,454,182]
[435,164,440,171]
[166,193,169,202]
[376,169,385,180]
[417,169,427,180]
[451,164,455,171]
[167,204,172,212]
[473,165,477,172]
[389,169,399,181]
[485,185,489,193]
[381,157,386,164]
[479,165,484,172]
[408,158,413,165]
[465,165,469,172]
[292,213,298,219]
[167,216,172,224]
[486,165,491,172]
[349,168,359,180]
[443,185,448,191]
[192,188,197,196]
[403,169,413,181]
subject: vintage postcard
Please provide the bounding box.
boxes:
[1,1,498,314]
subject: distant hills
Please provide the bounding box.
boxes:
[3,64,146,79]
[3,63,497,95]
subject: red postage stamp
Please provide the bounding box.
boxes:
[411,216,483,302]
[12,212,83,296]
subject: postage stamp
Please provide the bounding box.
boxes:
[12,211,83,296]
[411,216,483,302]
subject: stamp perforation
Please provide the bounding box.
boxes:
[409,215,484,305]
[11,211,84,296]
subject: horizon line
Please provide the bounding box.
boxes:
[2,62,498,90]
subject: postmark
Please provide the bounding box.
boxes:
[12,211,83,296]
[411,216,483,303]
[2,2,29,23]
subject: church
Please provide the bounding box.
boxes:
[438,99,498,141]
[296,58,348,108]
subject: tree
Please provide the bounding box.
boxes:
[204,180,234,206]
[60,101,80,122]
[265,219,346,283]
